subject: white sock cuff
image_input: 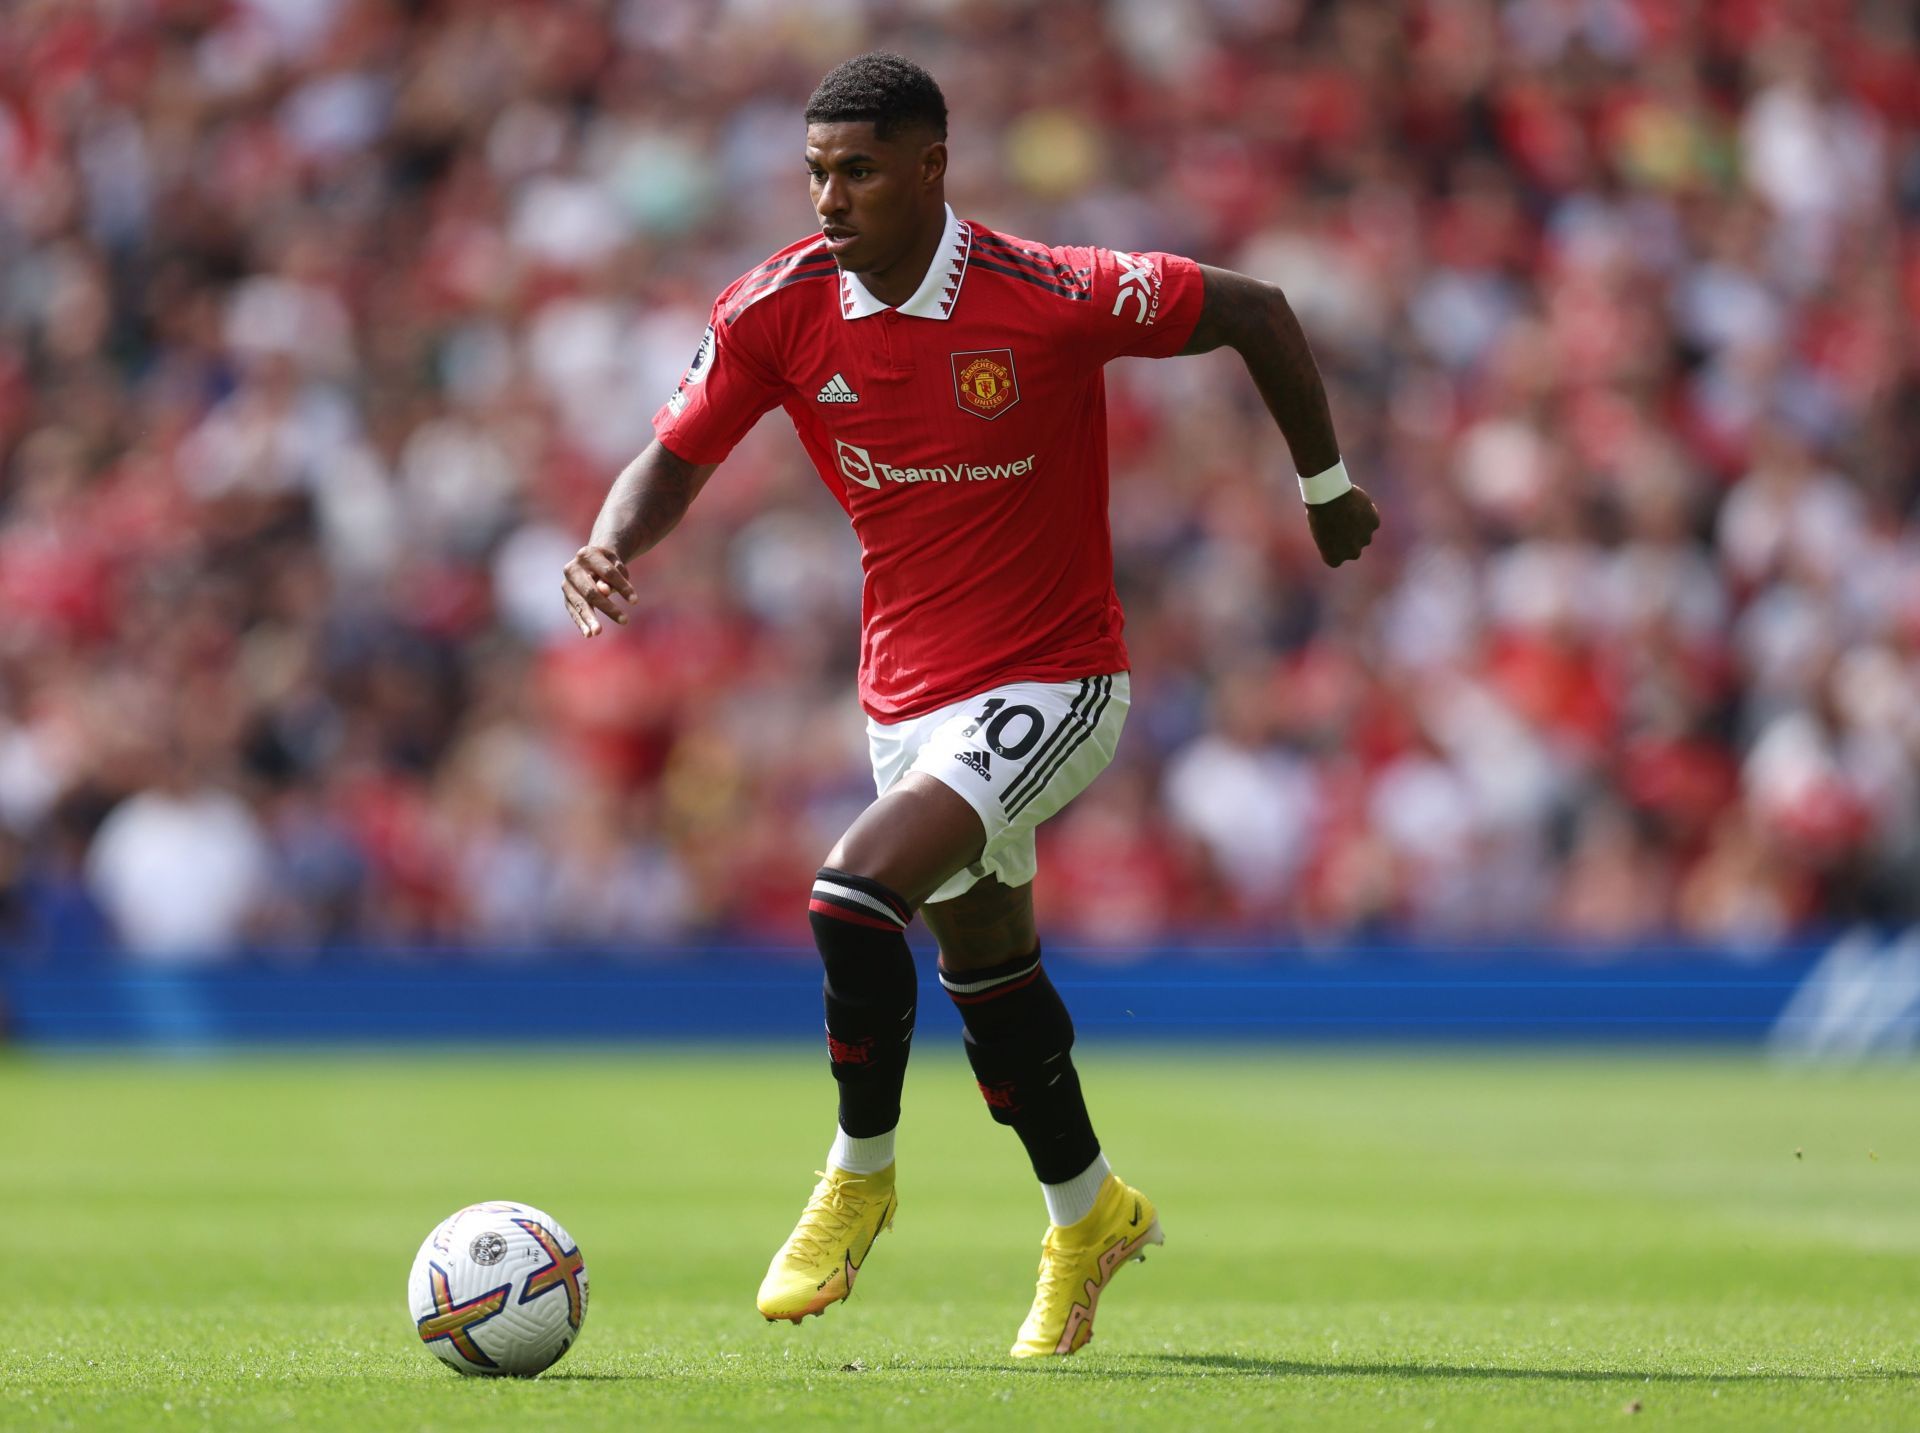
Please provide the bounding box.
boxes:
[828,1125,896,1175]
[1042,1151,1112,1227]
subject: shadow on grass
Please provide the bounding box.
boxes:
[544,1353,1920,1385]
[1008,1353,1920,1385]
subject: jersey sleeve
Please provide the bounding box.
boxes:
[650,298,787,464]
[1066,245,1206,363]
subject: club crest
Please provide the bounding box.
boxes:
[951,348,1020,420]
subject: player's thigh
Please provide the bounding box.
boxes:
[921,875,1036,972]
[912,672,1128,856]
[824,772,987,908]
[848,673,1126,912]
[980,671,1129,836]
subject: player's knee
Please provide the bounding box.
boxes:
[819,841,953,906]
[942,948,1074,1042]
[818,832,896,891]
[823,776,985,903]
[809,866,917,947]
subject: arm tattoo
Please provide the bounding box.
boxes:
[1181,265,1341,478]
[589,441,717,561]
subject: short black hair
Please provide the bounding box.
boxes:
[804,52,947,142]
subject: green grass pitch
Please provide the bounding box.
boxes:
[1,1047,1914,1430]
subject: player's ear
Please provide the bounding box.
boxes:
[920,140,947,191]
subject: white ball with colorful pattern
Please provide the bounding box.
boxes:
[406,1200,588,1377]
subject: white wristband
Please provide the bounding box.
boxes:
[1298,459,1352,506]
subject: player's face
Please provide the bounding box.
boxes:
[806,122,944,275]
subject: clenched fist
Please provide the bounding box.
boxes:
[1307,486,1381,567]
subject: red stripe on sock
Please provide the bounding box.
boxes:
[809,898,900,932]
[944,968,1044,1005]
[819,871,912,923]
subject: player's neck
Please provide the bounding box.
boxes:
[857,204,948,309]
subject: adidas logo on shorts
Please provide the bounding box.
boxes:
[954,749,993,781]
[816,373,860,403]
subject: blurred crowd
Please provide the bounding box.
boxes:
[1,0,1916,962]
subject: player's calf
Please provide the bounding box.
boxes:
[756,868,920,1323]
[942,946,1164,1354]
[940,944,1101,1197]
[810,866,919,1147]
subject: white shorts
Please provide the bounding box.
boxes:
[867,671,1130,904]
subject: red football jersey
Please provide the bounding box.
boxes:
[653,205,1204,721]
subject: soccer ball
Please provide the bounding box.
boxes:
[407,1201,588,1377]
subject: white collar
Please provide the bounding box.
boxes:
[839,204,971,321]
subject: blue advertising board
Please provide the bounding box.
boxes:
[6,935,1913,1050]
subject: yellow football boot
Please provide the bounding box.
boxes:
[1009,1174,1162,1358]
[757,1165,898,1323]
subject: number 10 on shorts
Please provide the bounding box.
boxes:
[963,698,1045,760]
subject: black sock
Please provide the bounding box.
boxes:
[941,945,1100,1184]
[809,867,917,1139]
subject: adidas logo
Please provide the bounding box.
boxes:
[955,749,992,781]
[816,373,860,403]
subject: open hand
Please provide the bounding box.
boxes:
[1307,486,1381,567]
[561,544,636,636]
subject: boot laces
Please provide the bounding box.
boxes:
[788,1172,866,1262]
[1031,1226,1086,1308]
